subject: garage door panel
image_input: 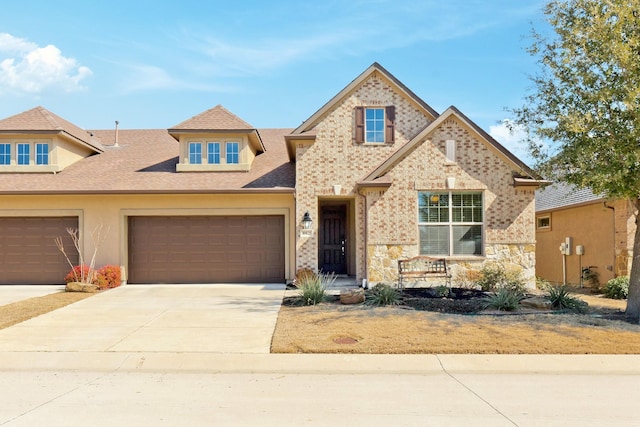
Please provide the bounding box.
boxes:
[0,217,78,285]
[128,215,284,284]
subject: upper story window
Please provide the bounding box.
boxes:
[226,142,239,164]
[36,143,49,165]
[0,139,55,171]
[207,142,220,164]
[0,144,9,165]
[365,108,385,143]
[354,106,395,144]
[188,142,202,164]
[17,143,30,165]
[418,191,483,256]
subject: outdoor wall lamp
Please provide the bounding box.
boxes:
[302,211,312,230]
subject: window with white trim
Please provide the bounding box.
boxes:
[354,106,395,144]
[418,191,483,256]
[207,142,220,164]
[365,108,385,143]
[0,143,10,165]
[226,141,239,164]
[188,142,202,164]
[17,143,30,165]
[36,143,49,165]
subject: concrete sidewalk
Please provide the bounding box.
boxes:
[0,285,65,306]
[2,284,640,425]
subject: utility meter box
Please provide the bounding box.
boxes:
[576,245,585,255]
[559,237,573,255]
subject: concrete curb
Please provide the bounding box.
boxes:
[2,352,640,375]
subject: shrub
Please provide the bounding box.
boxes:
[367,283,401,306]
[546,286,588,313]
[297,271,335,305]
[476,264,525,293]
[95,265,122,290]
[454,269,481,289]
[603,276,629,300]
[483,287,524,311]
[64,265,94,284]
[294,268,318,287]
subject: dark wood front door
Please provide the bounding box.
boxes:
[319,204,347,274]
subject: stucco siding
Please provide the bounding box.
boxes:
[0,193,295,283]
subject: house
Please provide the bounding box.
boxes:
[0,63,543,287]
[535,182,634,287]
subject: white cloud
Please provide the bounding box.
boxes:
[118,63,235,94]
[0,33,91,94]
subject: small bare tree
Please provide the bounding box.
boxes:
[55,224,109,283]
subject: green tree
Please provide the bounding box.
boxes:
[511,0,640,320]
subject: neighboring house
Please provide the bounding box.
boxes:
[535,182,635,287]
[0,63,544,287]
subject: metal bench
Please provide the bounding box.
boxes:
[397,256,452,289]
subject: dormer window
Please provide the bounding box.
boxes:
[226,142,239,164]
[17,143,29,165]
[0,144,9,165]
[36,143,49,165]
[189,142,202,164]
[177,137,251,171]
[207,142,220,164]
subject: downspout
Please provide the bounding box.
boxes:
[359,189,369,288]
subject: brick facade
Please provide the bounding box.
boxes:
[294,67,537,287]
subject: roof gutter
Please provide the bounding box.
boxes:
[0,188,296,196]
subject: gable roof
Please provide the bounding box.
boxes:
[536,182,603,212]
[168,104,265,152]
[291,62,439,136]
[361,106,540,183]
[0,106,104,153]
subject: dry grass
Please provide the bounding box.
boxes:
[0,292,93,330]
[271,292,640,354]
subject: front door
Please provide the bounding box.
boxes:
[319,204,347,274]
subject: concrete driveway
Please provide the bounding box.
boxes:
[0,284,285,353]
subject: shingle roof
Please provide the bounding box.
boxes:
[169,105,254,130]
[0,106,104,153]
[535,182,603,212]
[0,128,295,194]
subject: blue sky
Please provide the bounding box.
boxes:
[0,0,547,163]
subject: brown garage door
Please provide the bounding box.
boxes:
[0,217,79,285]
[128,215,285,284]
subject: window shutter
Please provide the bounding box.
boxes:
[385,106,395,143]
[354,106,364,144]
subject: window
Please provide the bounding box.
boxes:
[418,192,483,256]
[537,215,551,230]
[366,108,385,142]
[226,142,239,164]
[207,142,220,164]
[36,143,49,165]
[0,144,10,165]
[354,106,395,144]
[188,142,202,164]
[17,143,30,165]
